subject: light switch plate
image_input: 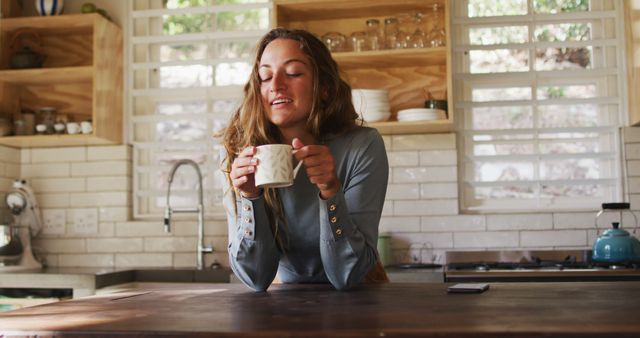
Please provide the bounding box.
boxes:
[73,208,98,234]
[42,209,66,235]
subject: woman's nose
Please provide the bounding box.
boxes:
[269,72,286,92]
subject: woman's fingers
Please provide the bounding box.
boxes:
[230,146,260,196]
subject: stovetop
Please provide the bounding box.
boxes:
[444,250,640,282]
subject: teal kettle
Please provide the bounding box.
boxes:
[592,203,640,263]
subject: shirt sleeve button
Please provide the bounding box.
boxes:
[243,205,251,211]
[244,217,252,223]
[329,204,337,211]
[244,229,253,236]
[335,228,342,236]
[330,216,337,224]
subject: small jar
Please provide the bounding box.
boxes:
[384,17,399,49]
[365,19,382,51]
[321,32,346,53]
[350,31,368,52]
[38,107,57,134]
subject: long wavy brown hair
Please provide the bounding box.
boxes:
[221,28,358,250]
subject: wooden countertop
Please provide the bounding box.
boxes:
[1,282,640,337]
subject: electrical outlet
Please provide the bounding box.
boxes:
[42,209,66,235]
[73,208,98,234]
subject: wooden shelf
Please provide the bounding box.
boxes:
[0,66,93,85]
[274,0,444,22]
[0,134,115,148]
[0,13,96,33]
[367,119,452,135]
[333,48,446,69]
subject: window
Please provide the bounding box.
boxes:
[128,0,272,218]
[452,0,625,211]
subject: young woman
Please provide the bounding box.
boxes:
[222,28,388,291]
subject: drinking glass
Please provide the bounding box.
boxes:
[350,31,368,52]
[321,32,346,52]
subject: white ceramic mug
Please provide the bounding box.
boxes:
[66,122,79,134]
[254,144,303,188]
[80,121,92,134]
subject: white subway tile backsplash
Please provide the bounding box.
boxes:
[72,161,130,177]
[420,183,458,199]
[629,177,640,193]
[115,253,172,268]
[393,166,457,183]
[386,184,420,200]
[32,178,85,193]
[553,212,596,229]
[31,148,86,163]
[87,176,130,191]
[37,193,70,208]
[486,214,553,230]
[98,207,130,222]
[87,146,131,161]
[392,134,456,151]
[421,215,485,232]
[116,221,168,237]
[21,163,70,178]
[0,146,20,161]
[379,216,421,233]
[628,160,640,176]
[144,237,198,252]
[69,192,130,207]
[58,254,115,267]
[394,200,458,216]
[19,149,30,163]
[454,231,519,248]
[520,230,587,247]
[382,135,391,151]
[87,238,143,253]
[387,151,419,166]
[97,222,116,237]
[625,143,640,160]
[390,232,453,249]
[5,163,20,177]
[35,238,86,253]
[382,200,393,216]
[623,127,640,143]
[419,150,457,166]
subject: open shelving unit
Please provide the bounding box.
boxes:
[0,13,122,148]
[273,0,452,135]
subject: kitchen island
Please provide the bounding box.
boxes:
[1,282,639,337]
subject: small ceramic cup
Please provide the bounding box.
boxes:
[54,122,65,134]
[254,144,303,188]
[66,122,80,134]
[80,121,92,134]
[35,124,47,134]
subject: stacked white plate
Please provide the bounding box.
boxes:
[397,108,446,122]
[352,89,391,122]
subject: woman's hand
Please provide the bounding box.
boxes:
[292,138,340,199]
[230,146,262,198]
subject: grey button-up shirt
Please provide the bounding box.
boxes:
[225,126,389,291]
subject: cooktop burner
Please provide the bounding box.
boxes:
[444,250,640,282]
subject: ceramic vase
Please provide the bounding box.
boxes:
[35,0,64,16]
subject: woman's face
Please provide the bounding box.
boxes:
[258,38,314,131]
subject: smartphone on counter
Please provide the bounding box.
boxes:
[447,283,490,294]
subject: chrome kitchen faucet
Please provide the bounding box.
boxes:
[164,159,213,270]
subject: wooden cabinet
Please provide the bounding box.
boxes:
[0,13,122,148]
[273,0,451,134]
